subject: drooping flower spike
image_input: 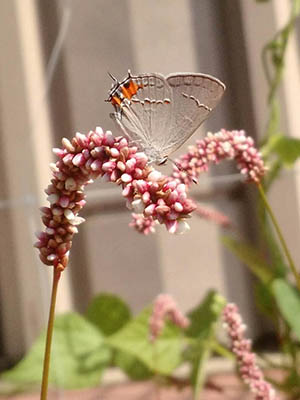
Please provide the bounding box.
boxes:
[130,129,266,232]
[34,128,196,270]
[149,294,190,342]
[173,129,266,186]
[35,128,266,269]
[223,303,279,400]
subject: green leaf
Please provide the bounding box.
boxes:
[107,307,185,375]
[185,291,226,398]
[114,351,153,380]
[222,236,274,284]
[85,293,131,336]
[186,291,225,339]
[1,313,111,390]
[272,279,300,340]
[254,281,277,323]
[264,134,300,166]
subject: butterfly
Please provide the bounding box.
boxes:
[106,70,225,165]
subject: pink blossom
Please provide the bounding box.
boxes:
[149,294,190,342]
[129,129,265,234]
[172,129,266,186]
[34,128,195,270]
[223,303,279,400]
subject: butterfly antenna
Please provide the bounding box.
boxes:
[168,156,182,171]
[169,157,198,184]
[107,71,118,83]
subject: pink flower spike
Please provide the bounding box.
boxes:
[223,303,279,400]
[37,127,243,269]
[149,294,189,342]
[173,129,266,186]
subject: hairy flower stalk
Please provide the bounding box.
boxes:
[149,294,190,342]
[35,127,196,269]
[223,303,279,400]
[194,204,231,228]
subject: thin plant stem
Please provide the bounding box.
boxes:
[40,267,61,400]
[258,183,300,290]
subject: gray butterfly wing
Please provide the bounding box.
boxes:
[163,73,225,155]
[112,73,173,161]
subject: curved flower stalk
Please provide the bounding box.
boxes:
[223,303,279,400]
[34,127,196,270]
[149,294,190,342]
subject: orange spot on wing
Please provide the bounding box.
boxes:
[122,80,142,99]
[111,96,121,106]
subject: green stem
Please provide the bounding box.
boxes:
[40,268,61,400]
[261,0,300,142]
[258,183,300,290]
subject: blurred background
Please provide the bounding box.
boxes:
[1,0,300,370]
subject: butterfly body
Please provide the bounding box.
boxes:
[107,71,225,164]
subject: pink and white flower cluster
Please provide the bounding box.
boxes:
[34,128,195,269]
[173,129,266,186]
[34,127,266,268]
[149,294,190,342]
[223,303,279,400]
[130,129,266,233]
